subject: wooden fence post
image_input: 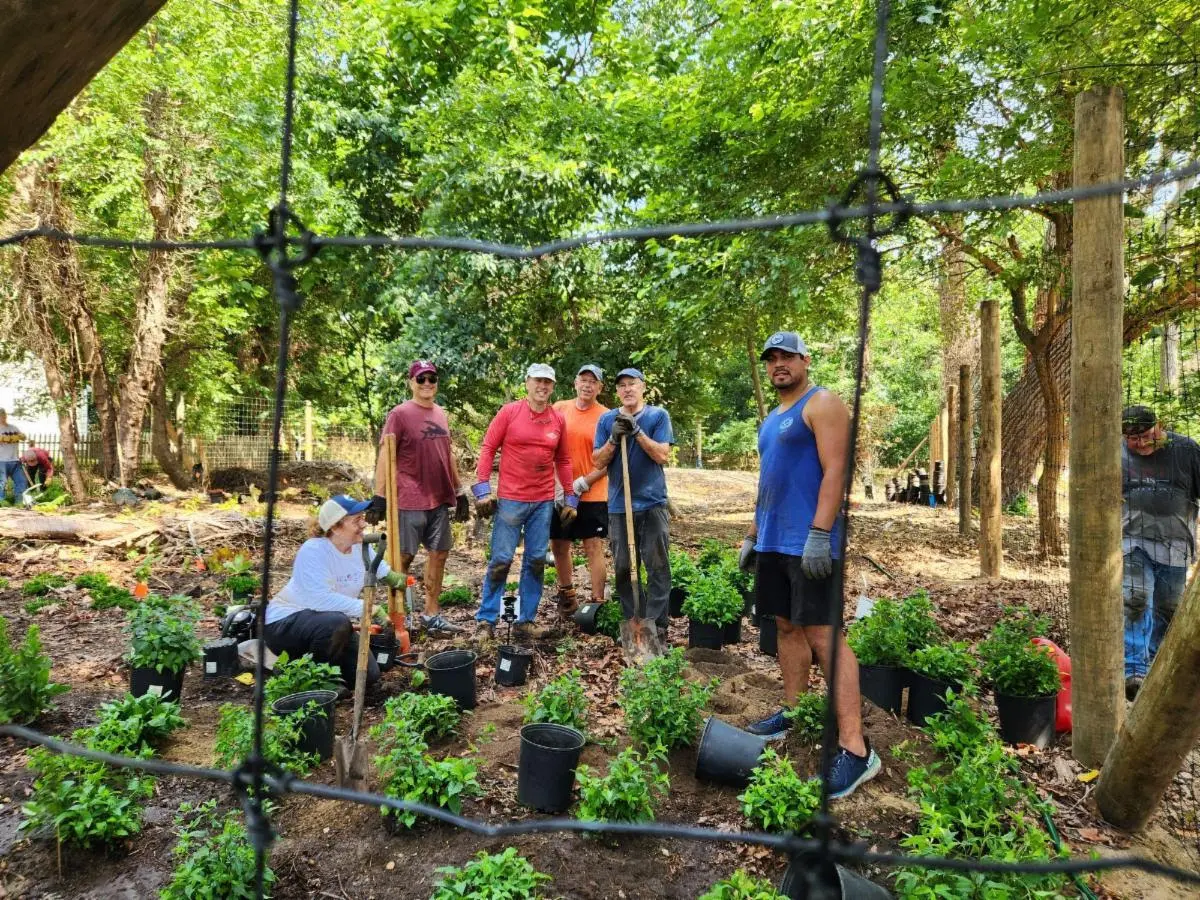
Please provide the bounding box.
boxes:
[979,301,1002,576]
[1069,84,1126,767]
[945,384,958,507]
[958,364,972,535]
[304,400,314,462]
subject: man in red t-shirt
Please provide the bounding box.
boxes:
[370,360,470,635]
[471,363,577,642]
[550,364,609,615]
[21,446,54,486]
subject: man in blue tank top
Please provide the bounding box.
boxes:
[740,331,880,798]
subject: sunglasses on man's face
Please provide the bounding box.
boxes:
[414,374,438,385]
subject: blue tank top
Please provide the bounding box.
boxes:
[754,386,844,558]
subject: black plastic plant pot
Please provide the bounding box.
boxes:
[688,619,724,650]
[780,856,893,899]
[202,638,239,678]
[759,615,778,657]
[426,649,478,710]
[906,673,961,727]
[995,691,1057,749]
[858,664,905,714]
[517,723,586,813]
[130,665,185,702]
[695,716,767,787]
[573,602,601,634]
[669,587,687,618]
[272,689,339,761]
[370,633,399,672]
[495,645,534,687]
[723,617,743,644]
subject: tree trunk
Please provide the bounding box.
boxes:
[1032,352,1065,557]
[979,300,1003,577]
[1000,323,1070,505]
[747,333,767,422]
[939,220,978,397]
[958,364,972,535]
[946,383,958,507]
[39,358,88,499]
[150,371,190,489]
[1160,321,1180,393]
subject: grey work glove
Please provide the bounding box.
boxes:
[738,537,757,572]
[610,413,635,441]
[800,526,833,580]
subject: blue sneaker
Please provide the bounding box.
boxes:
[745,709,791,741]
[826,741,881,799]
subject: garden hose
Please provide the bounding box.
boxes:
[1041,809,1099,900]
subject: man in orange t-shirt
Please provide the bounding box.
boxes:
[550,364,609,615]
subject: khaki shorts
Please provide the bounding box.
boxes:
[398,505,452,555]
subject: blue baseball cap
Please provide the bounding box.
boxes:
[318,494,372,531]
[615,367,644,382]
[760,331,809,359]
[577,364,604,380]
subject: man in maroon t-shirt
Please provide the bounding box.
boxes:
[370,360,471,635]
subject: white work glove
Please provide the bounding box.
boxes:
[572,476,590,496]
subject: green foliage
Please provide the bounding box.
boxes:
[75,572,136,610]
[698,871,786,900]
[576,745,669,823]
[696,540,728,572]
[620,649,713,749]
[0,618,69,724]
[909,642,975,686]
[846,599,907,667]
[225,574,260,598]
[668,549,701,593]
[739,749,821,835]
[783,693,828,744]
[522,669,587,734]
[439,586,474,607]
[214,704,318,777]
[896,591,943,653]
[1004,493,1032,517]
[595,600,622,640]
[431,848,551,900]
[543,567,558,586]
[922,692,998,758]
[74,572,110,591]
[376,740,483,829]
[707,419,760,461]
[372,692,462,747]
[220,554,256,576]
[21,574,68,596]
[160,800,273,900]
[127,596,202,674]
[90,693,186,755]
[681,570,742,626]
[264,653,342,706]
[23,595,56,615]
[978,610,1060,698]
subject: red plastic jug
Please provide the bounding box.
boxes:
[1032,637,1072,732]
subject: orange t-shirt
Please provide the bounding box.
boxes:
[553,400,609,502]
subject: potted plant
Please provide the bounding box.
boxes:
[681,570,742,650]
[668,549,700,618]
[221,553,260,602]
[127,597,202,702]
[265,652,343,760]
[846,598,908,713]
[907,642,974,726]
[978,609,1061,747]
[897,590,944,654]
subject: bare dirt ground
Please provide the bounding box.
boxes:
[0,468,1197,898]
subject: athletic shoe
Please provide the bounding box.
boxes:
[1125,675,1144,701]
[745,709,791,741]
[826,741,881,799]
[421,614,463,635]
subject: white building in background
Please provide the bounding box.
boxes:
[0,356,88,440]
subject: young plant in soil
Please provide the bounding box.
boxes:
[696,539,729,572]
[160,800,274,900]
[896,590,944,653]
[222,554,261,600]
[523,668,588,735]
[681,570,742,626]
[20,573,68,597]
[375,731,483,829]
[668,548,701,592]
[89,693,186,755]
[783,692,828,744]
[431,848,551,900]
[576,744,669,823]
[439,586,474,607]
[372,692,462,746]
[910,642,975,686]
[0,617,69,724]
[126,596,203,675]
[595,599,622,640]
[698,871,787,900]
[263,652,342,705]
[739,748,821,834]
[214,704,319,777]
[978,611,1060,698]
[620,648,714,749]
[846,598,907,667]
[76,572,136,610]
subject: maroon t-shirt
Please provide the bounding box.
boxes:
[380,401,457,510]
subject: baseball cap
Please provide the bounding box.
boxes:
[408,360,437,378]
[615,368,644,382]
[1122,405,1157,435]
[317,495,371,532]
[526,363,556,381]
[577,364,604,380]
[760,331,809,359]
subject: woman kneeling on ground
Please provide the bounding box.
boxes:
[264,495,403,689]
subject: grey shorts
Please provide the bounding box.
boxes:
[398,505,453,555]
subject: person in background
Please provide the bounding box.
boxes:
[0,409,28,504]
[21,445,54,487]
[550,364,610,616]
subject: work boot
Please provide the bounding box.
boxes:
[513,621,551,641]
[1125,675,1144,701]
[472,621,496,647]
[556,586,579,618]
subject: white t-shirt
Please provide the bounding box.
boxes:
[265,538,392,625]
[0,423,23,462]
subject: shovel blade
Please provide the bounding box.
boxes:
[333,737,369,791]
[620,617,664,666]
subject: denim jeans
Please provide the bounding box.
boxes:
[477,499,553,624]
[0,460,28,502]
[1123,546,1188,677]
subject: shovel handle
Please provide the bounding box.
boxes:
[619,435,642,617]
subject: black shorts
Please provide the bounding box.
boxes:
[550,500,609,541]
[754,552,842,626]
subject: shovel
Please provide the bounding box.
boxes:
[334,534,385,790]
[382,433,411,653]
[617,435,663,665]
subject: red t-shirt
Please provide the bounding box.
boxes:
[553,399,608,502]
[27,447,54,478]
[380,401,458,510]
[476,400,574,502]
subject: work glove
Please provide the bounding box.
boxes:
[559,493,579,526]
[800,526,833,580]
[454,491,471,523]
[572,475,590,496]
[610,411,639,441]
[366,494,387,525]
[738,537,758,572]
[472,482,496,519]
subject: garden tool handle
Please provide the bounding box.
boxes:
[619,435,642,618]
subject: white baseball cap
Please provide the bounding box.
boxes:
[526,363,556,381]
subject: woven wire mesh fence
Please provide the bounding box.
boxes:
[3,0,1200,896]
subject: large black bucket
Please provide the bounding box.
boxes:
[573,602,601,634]
[202,638,239,678]
[995,692,1056,748]
[370,633,398,671]
[427,649,478,710]
[669,587,687,618]
[130,666,185,702]
[495,645,534,687]
[780,856,893,899]
[517,723,586,813]
[272,689,338,761]
[695,717,767,787]
[759,615,778,657]
[859,664,905,714]
[688,619,724,650]
[906,673,960,727]
[723,617,743,644]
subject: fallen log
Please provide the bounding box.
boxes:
[0,510,156,544]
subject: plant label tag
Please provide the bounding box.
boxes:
[205,661,217,674]
[854,596,875,620]
[377,653,388,664]
[499,658,512,672]
[148,684,163,697]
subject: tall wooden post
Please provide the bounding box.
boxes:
[945,384,958,507]
[695,421,704,469]
[304,400,314,462]
[1069,85,1126,767]
[958,364,972,535]
[928,417,940,473]
[978,301,1002,577]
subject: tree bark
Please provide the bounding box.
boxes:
[1032,351,1065,557]
[946,383,958,507]
[979,300,1002,577]
[958,364,972,535]
[747,332,766,422]
[1160,321,1180,393]
[150,370,190,489]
